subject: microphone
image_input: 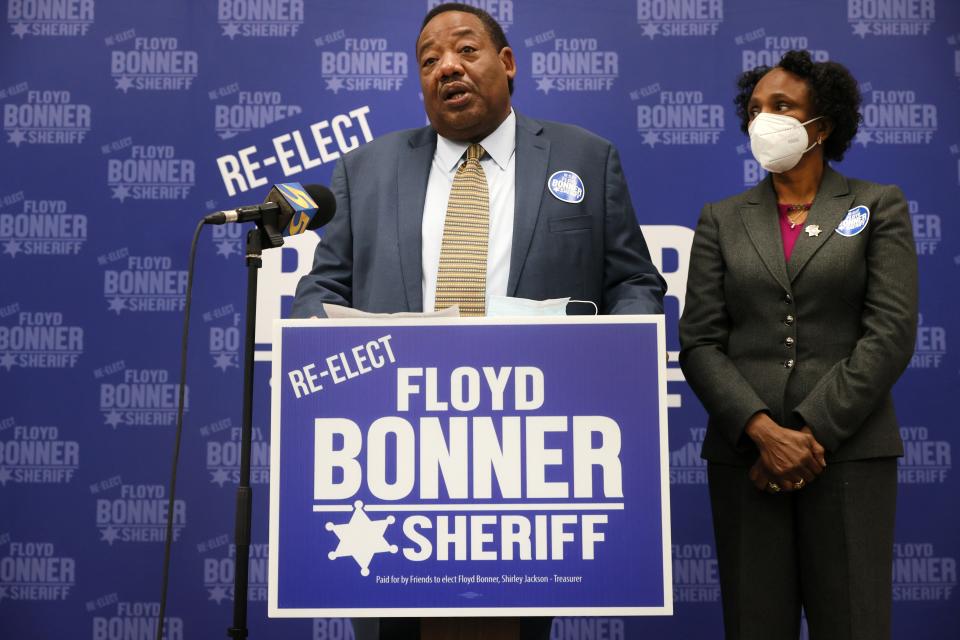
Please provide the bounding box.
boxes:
[301,183,336,231]
[204,183,336,235]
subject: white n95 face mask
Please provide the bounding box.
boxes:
[486,296,600,317]
[487,295,570,317]
[748,113,822,174]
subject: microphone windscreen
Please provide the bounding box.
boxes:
[303,184,336,230]
[265,183,321,236]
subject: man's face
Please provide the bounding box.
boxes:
[416,11,516,142]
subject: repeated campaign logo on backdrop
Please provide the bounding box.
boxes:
[6,0,94,38]
[528,33,618,94]
[105,140,196,202]
[0,417,79,487]
[737,29,829,72]
[893,542,956,602]
[204,418,269,487]
[552,619,626,640]
[108,31,199,93]
[899,426,951,484]
[911,313,946,369]
[211,84,302,140]
[217,0,304,39]
[672,541,719,604]
[311,619,357,640]
[427,0,514,31]
[848,0,935,38]
[87,594,184,640]
[91,476,187,545]
[856,85,938,147]
[97,362,187,428]
[910,200,941,256]
[100,249,188,314]
[201,534,268,604]
[319,34,408,94]
[2,85,91,147]
[208,219,244,260]
[204,304,241,372]
[1,191,88,259]
[0,538,76,603]
[637,0,723,38]
[0,303,83,371]
[670,427,706,485]
[634,84,725,148]
[738,142,766,188]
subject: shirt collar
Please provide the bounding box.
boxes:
[435,109,516,173]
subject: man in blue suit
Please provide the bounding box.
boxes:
[292,4,665,638]
[292,3,665,320]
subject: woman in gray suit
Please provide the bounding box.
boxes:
[679,50,917,640]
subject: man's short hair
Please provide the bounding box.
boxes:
[419,2,514,94]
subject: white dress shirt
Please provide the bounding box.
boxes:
[421,109,517,312]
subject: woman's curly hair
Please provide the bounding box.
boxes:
[734,50,862,162]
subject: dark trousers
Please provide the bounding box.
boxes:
[707,459,898,640]
[352,617,553,640]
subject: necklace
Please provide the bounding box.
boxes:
[783,203,812,229]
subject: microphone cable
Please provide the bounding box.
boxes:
[150,185,334,640]
[155,218,204,640]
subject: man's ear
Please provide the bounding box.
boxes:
[499,47,516,80]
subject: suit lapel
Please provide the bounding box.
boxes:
[738,176,791,293]
[507,113,549,296]
[396,127,436,311]
[786,167,854,282]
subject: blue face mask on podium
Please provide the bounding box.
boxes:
[486,296,599,317]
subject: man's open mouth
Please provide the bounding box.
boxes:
[441,83,471,104]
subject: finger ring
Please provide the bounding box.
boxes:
[795,478,805,489]
[767,481,781,493]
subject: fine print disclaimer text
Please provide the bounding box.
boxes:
[374,573,583,585]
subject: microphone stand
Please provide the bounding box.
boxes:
[228,214,283,640]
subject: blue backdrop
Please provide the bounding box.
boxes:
[1,1,956,639]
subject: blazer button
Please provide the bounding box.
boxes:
[784,315,795,326]
[784,337,795,347]
[784,294,793,304]
[784,359,795,369]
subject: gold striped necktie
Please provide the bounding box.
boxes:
[435,143,489,316]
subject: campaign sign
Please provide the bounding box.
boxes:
[269,316,671,617]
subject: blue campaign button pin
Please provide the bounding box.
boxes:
[547,170,585,204]
[836,205,870,237]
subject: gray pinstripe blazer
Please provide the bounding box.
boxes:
[679,167,918,465]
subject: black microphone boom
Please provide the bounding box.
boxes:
[203,202,280,226]
[203,183,336,233]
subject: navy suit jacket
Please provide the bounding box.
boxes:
[291,111,665,317]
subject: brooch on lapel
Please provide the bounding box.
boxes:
[805,225,822,237]
[547,170,585,203]
[836,205,870,237]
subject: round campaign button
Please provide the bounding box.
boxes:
[836,205,870,237]
[547,170,585,204]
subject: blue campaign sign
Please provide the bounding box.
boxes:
[269,316,671,618]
